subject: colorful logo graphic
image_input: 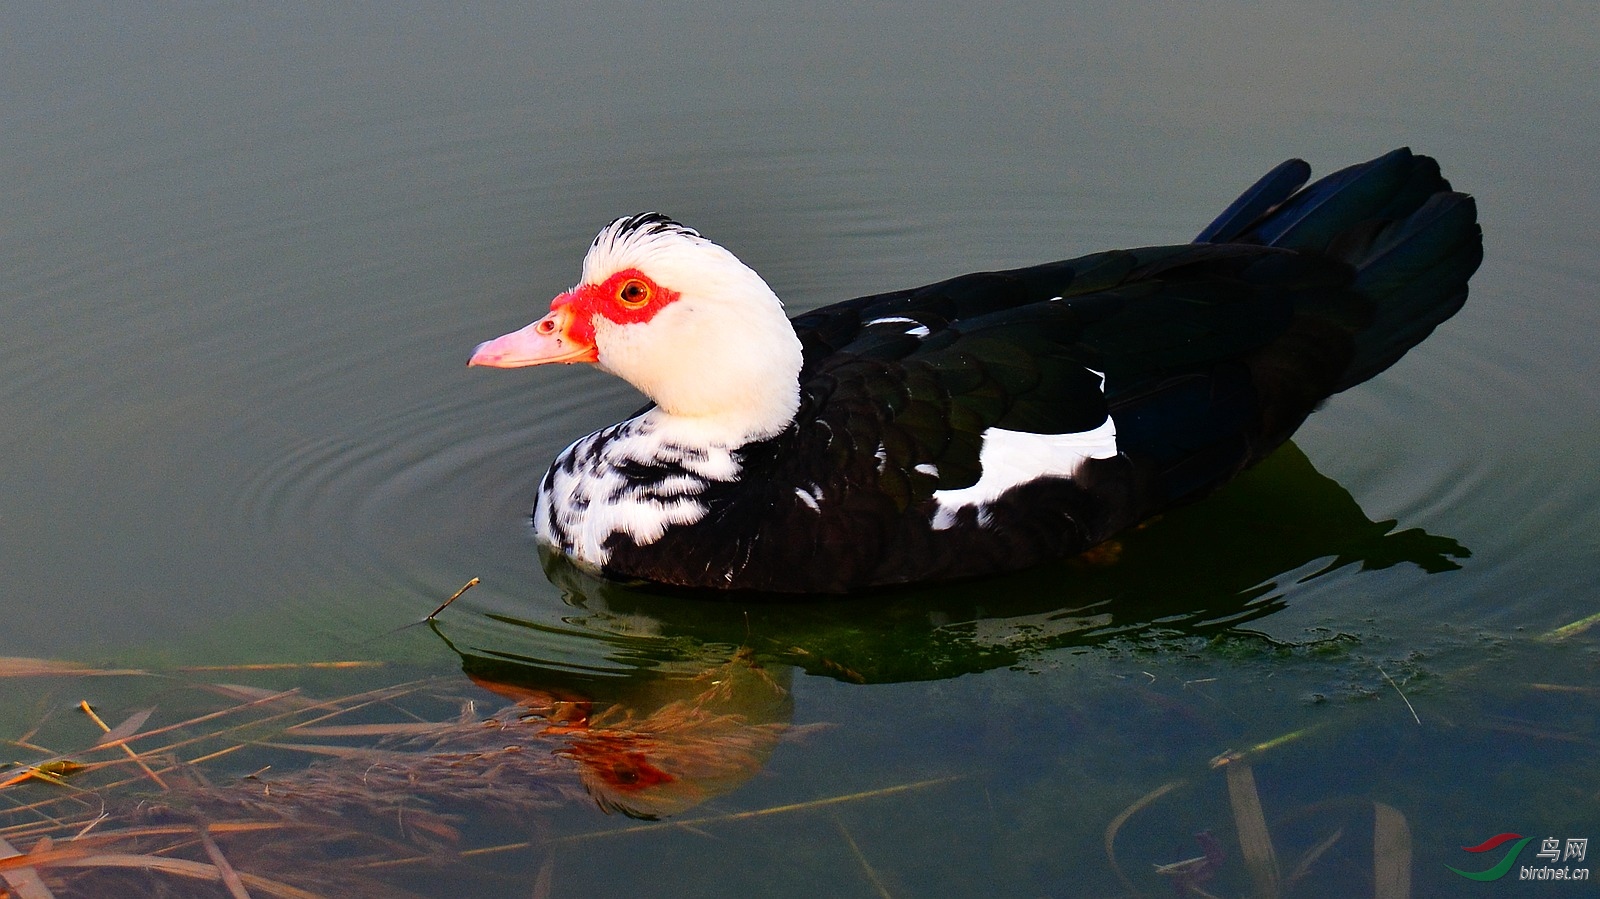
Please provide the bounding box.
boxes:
[1447,833,1534,881]
[1448,833,1590,882]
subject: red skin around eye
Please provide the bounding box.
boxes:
[553,269,682,347]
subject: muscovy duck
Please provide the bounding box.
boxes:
[471,148,1481,593]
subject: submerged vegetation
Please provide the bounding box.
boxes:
[0,652,797,897]
[0,598,1593,898]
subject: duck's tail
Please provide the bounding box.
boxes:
[1196,147,1483,391]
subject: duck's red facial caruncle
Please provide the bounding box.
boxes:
[469,268,680,368]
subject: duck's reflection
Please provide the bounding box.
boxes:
[435,442,1466,816]
[445,639,792,820]
[540,442,1466,681]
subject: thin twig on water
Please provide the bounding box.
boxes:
[427,578,480,621]
[834,815,894,899]
[1376,665,1421,726]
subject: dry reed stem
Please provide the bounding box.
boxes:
[284,723,453,738]
[250,683,434,735]
[833,814,894,899]
[130,681,431,763]
[1102,778,1184,896]
[1486,720,1600,747]
[31,853,326,899]
[79,703,167,791]
[1224,762,1279,898]
[1208,722,1323,769]
[92,688,303,751]
[0,834,56,899]
[356,774,965,871]
[1283,827,1342,887]
[1539,610,1600,642]
[531,850,556,899]
[70,813,108,841]
[0,659,146,679]
[177,662,386,673]
[1527,683,1600,695]
[0,823,287,867]
[567,774,965,842]
[248,742,441,762]
[1,738,56,758]
[0,800,94,842]
[198,824,253,899]
[1372,802,1411,899]
[184,743,253,767]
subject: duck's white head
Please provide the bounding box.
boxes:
[471,214,804,443]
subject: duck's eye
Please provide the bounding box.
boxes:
[618,279,651,308]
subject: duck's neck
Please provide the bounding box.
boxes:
[631,404,787,452]
[625,349,800,449]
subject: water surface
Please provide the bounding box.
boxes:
[2,3,1598,896]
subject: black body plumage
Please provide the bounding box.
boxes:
[553,149,1482,593]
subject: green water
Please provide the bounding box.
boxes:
[3,3,1597,896]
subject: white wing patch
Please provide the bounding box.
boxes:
[865,316,931,338]
[794,485,822,512]
[930,417,1119,530]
